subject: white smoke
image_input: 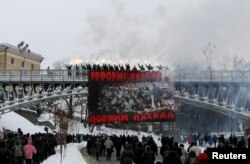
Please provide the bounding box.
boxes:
[76,0,250,69]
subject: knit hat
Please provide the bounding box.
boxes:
[197,153,208,161]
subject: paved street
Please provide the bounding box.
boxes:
[81,148,163,164]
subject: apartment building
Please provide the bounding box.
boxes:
[0,43,44,70]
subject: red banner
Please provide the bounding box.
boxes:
[90,71,162,82]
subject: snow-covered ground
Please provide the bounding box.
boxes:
[42,142,87,164]
[0,111,53,134]
[37,112,55,126]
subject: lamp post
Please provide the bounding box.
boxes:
[4,46,9,69]
[17,41,30,71]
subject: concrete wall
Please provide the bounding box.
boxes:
[0,52,40,70]
[0,52,6,69]
[6,52,40,70]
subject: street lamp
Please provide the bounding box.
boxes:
[17,41,30,70]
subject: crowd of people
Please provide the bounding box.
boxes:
[183,132,250,149]
[1,126,250,164]
[0,128,58,164]
[62,63,168,79]
[85,133,210,164]
[86,134,158,163]
[96,82,174,114]
[86,133,250,164]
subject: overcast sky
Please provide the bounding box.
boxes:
[1,0,250,69]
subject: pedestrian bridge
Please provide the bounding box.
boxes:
[0,69,250,124]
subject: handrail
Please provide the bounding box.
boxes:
[174,70,250,83]
[0,69,88,82]
[1,69,250,83]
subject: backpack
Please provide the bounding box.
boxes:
[14,145,23,157]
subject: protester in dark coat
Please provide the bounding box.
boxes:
[32,135,43,164]
[0,139,10,164]
[163,149,182,164]
[134,142,145,164]
[120,144,135,164]
[141,145,155,164]
[115,138,123,160]
[94,139,102,160]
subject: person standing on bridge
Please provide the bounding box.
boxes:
[75,64,80,79]
[65,64,72,78]
[47,67,52,77]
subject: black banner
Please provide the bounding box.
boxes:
[88,70,175,124]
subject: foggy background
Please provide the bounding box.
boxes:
[0,0,250,69]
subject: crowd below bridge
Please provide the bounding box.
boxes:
[1,127,250,164]
[86,133,250,164]
[0,128,61,164]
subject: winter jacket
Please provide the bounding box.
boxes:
[104,139,113,149]
[163,150,182,164]
[0,147,10,164]
[23,140,37,160]
[94,140,102,153]
[120,149,135,164]
[134,146,144,164]
[141,150,155,164]
[180,147,188,164]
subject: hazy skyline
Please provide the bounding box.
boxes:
[1,0,250,69]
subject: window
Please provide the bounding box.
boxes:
[31,64,34,70]
[11,58,14,64]
[22,61,24,67]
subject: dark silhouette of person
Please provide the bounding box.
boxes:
[125,64,130,71]
[137,63,145,70]
[119,64,125,71]
[145,64,153,70]
[65,64,72,77]
[75,64,80,78]
[132,65,137,71]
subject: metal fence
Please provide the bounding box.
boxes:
[0,69,88,82]
[1,69,250,83]
[174,70,250,83]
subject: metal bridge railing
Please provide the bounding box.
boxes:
[174,70,250,83]
[0,69,88,82]
[1,69,250,83]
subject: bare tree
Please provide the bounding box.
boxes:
[49,95,85,164]
[52,60,67,70]
[54,109,71,164]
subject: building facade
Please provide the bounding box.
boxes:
[0,43,44,70]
